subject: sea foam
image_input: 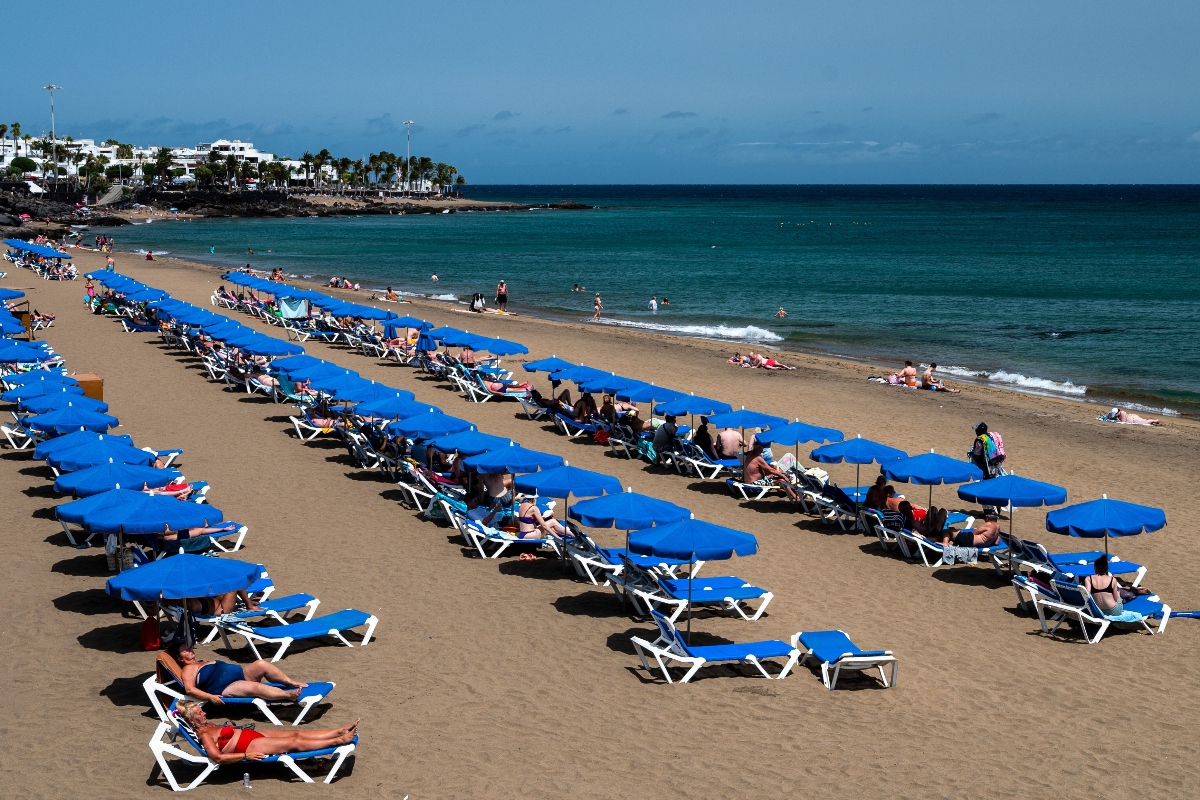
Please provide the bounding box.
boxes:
[599,319,784,342]
[937,365,1087,396]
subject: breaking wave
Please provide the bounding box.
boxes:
[936,365,1087,396]
[598,319,784,342]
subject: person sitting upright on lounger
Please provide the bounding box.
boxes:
[692,417,718,460]
[174,700,358,764]
[166,640,304,705]
[941,513,1002,548]
[716,427,744,460]
[743,442,799,500]
[516,494,566,540]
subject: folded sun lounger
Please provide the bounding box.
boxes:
[792,629,898,689]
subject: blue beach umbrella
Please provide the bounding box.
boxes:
[474,336,529,356]
[548,365,608,384]
[630,517,759,561]
[18,392,109,415]
[811,435,908,505]
[754,419,844,447]
[522,356,575,374]
[2,371,75,388]
[654,393,734,417]
[628,515,760,640]
[386,411,473,439]
[106,553,260,601]
[708,407,788,431]
[27,404,119,434]
[382,316,431,335]
[958,472,1067,541]
[1046,495,1166,557]
[957,474,1067,508]
[0,288,26,300]
[415,334,439,353]
[615,383,685,405]
[286,362,357,382]
[270,354,325,374]
[35,431,134,462]
[54,461,182,497]
[430,430,515,456]
[0,318,27,335]
[355,395,435,420]
[3,381,85,403]
[47,438,155,472]
[462,443,564,474]
[306,372,374,399]
[0,342,54,362]
[882,450,983,509]
[77,492,224,534]
[345,384,417,405]
[578,372,641,394]
[568,488,690,530]
[514,464,621,500]
[236,336,304,357]
[426,326,468,341]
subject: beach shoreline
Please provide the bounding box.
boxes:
[5,246,1199,798]
[100,239,1197,421]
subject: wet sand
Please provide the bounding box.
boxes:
[2,247,1198,798]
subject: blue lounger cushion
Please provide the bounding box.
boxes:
[217,681,335,706]
[230,593,317,618]
[686,639,795,662]
[798,630,889,663]
[659,576,768,601]
[598,547,692,568]
[241,609,372,639]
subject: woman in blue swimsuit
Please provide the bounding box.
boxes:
[169,641,309,704]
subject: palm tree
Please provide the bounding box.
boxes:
[337,157,352,193]
[8,123,19,160]
[315,148,331,189]
[353,158,365,192]
[224,154,238,190]
[300,151,314,188]
[434,162,453,193]
[454,175,467,195]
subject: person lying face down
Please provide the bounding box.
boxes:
[174,700,359,764]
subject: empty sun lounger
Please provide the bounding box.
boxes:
[631,611,800,684]
[144,650,334,726]
[792,629,897,689]
[150,701,357,791]
[217,609,379,662]
[565,529,701,585]
[196,592,321,644]
[616,557,772,623]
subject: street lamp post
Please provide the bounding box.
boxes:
[42,84,62,190]
[403,120,414,195]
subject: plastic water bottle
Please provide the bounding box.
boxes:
[243,773,251,789]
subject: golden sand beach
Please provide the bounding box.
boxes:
[2,246,1198,798]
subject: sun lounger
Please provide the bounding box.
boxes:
[564,528,701,585]
[196,592,321,644]
[553,412,601,439]
[218,608,379,662]
[631,611,800,684]
[464,372,529,403]
[144,650,333,726]
[617,557,772,623]
[459,516,562,560]
[1026,579,1170,643]
[894,527,1007,568]
[290,413,338,442]
[792,629,897,689]
[675,440,740,480]
[1004,535,1147,586]
[121,318,159,333]
[149,701,357,790]
[726,477,783,502]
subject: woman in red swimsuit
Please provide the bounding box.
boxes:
[176,701,359,762]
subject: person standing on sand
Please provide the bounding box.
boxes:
[496,280,509,312]
[105,254,115,271]
[593,293,603,321]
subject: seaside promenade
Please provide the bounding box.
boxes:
[2,247,1198,798]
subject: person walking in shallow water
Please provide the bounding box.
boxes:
[592,293,603,321]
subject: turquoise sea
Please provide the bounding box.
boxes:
[112,185,1200,415]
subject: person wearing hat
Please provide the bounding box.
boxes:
[969,422,1005,478]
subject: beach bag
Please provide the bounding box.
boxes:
[989,431,1006,463]
[593,429,610,444]
[140,610,161,651]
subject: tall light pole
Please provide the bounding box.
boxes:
[43,84,62,189]
[403,120,414,194]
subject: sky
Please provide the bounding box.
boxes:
[8,1,1200,183]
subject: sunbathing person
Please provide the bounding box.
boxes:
[692,417,718,460]
[920,363,959,393]
[174,700,358,764]
[942,514,1002,547]
[1084,555,1123,615]
[182,587,262,617]
[716,427,744,460]
[1105,407,1161,426]
[459,345,477,367]
[484,377,532,393]
[742,443,800,500]
[165,641,306,708]
[160,521,242,544]
[863,477,888,510]
[307,401,344,430]
[555,389,574,415]
[573,392,598,422]
[759,355,795,370]
[516,495,566,540]
[728,353,751,367]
